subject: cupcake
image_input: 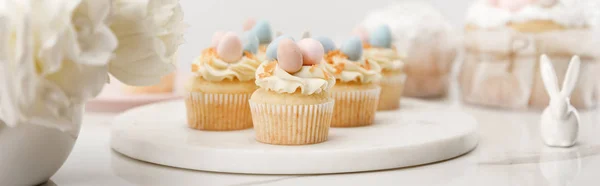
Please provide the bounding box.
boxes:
[357,24,406,110]
[460,0,600,109]
[361,2,457,98]
[244,19,273,62]
[322,36,382,127]
[185,31,261,131]
[250,37,335,145]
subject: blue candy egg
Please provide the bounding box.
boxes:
[313,36,336,53]
[251,20,273,45]
[369,25,392,48]
[341,36,363,61]
[242,31,259,54]
[265,35,295,60]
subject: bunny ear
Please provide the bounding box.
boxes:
[540,55,560,97]
[561,55,581,97]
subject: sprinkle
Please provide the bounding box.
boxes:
[244,51,255,59]
[324,50,348,64]
[362,59,371,70]
[334,63,345,75]
[191,64,199,72]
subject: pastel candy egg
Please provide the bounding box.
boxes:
[313,36,336,53]
[369,25,392,48]
[341,36,363,61]
[297,38,325,65]
[243,18,256,31]
[265,35,294,60]
[216,32,243,63]
[352,26,369,44]
[276,39,303,73]
[210,31,225,48]
[242,31,259,54]
[251,20,273,44]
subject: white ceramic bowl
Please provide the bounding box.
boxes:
[0,120,80,185]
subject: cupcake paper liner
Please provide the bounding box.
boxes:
[185,91,253,131]
[249,100,334,145]
[378,73,407,111]
[330,86,381,127]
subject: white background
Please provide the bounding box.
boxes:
[175,0,472,86]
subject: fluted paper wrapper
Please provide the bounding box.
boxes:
[460,29,600,109]
[185,92,253,130]
[250,101,334,145]
[330,87,381,127]
[378,73,407,110]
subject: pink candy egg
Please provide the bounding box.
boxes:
[243,18,256,31]
[216,32,243,63]
[210,31,225,48]
[277,39,303,73]
[352,26,369,44]
[297,38,324,66]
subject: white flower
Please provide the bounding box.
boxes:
[109,0,186,86]
[0,0,117,130]
[0,0,185,130]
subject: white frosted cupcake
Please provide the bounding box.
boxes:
[250,37,335,145]
[185,31,261,131]
[460,0,600,109]
[323,36,382,127]
[361,24,407,110]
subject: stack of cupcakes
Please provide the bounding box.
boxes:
[186,24,409,145]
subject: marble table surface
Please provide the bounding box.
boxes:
[49,97,600,186]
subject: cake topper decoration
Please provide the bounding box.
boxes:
[276,39,303,73]
[216,32,243,63]
[242,31,259,54]
[243,18,256,31]
[369,24,393,48]
[266,35,295,60]
[314,36,336,53]
[210,31,225,48]
[539,54,580,148]
[250,20,273,44]
[352,26,370,44]
[297,38,325,65]
[341,36,364,61]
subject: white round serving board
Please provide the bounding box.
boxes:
[111,99,478,174]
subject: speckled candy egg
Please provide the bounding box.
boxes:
[369,25,392,48]
[313,36,336,53]
[242,31,259,54]
[297,38,325,65]
[210,31,225,48]
[277,39,303,73]
[341,36,363,61]
[265,35,294,60]
[251,20,273,44]
[216,32,243,63]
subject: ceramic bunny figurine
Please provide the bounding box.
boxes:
[539,55,580,148]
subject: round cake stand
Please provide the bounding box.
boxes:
[111,99,478,174]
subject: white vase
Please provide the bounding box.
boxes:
[0,106,83,186]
